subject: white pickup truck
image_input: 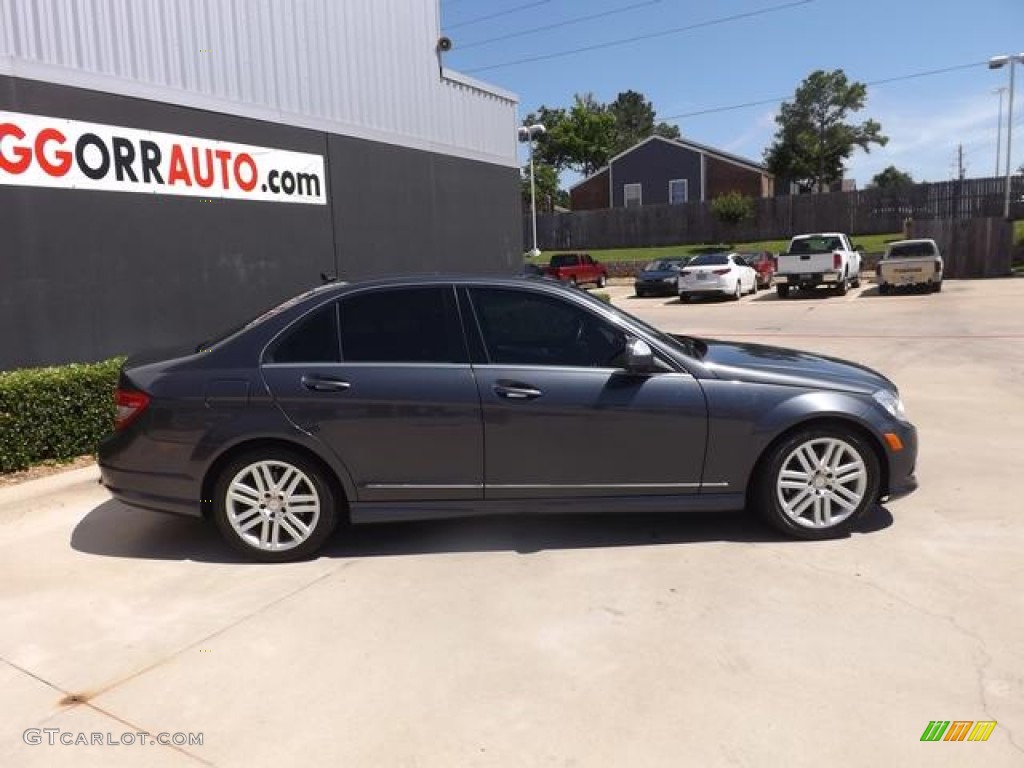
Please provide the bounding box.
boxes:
[774,232,863,298]
[875,238,944,294]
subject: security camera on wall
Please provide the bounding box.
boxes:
[437,37,453,53]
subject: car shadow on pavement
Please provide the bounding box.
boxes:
[71,498,894,562]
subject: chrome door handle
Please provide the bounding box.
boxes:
[493,383,542,400]
[301,375,351,392]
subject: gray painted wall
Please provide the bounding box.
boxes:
[610,140,702,208]
[0,75,520,370]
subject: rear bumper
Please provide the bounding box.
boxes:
[98,430,203,518]
[774,271,842,287]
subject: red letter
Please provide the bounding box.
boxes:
[167,145,192,186]
[214,149,232,188]
[233,153,257,191]
[0,123,32,174]
[191,147,214,188]
[35,128,72,176]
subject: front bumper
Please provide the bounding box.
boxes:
[635,279,678,295]
[678,276,732,295]
[880,419,918,502]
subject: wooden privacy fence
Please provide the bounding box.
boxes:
[529,175,1024,251]
[907,218,1013,279]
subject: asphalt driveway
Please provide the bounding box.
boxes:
[1,278,1022,767]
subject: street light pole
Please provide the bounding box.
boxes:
[993,87,1006,177]
[518,123,546,258]
[989,54,1024,219]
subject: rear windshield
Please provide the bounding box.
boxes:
[790,236,841,254]
[688,253,729,266]
[549,254,579,267]
[887,242,936,258]
[644,259,682,270]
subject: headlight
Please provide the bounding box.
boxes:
[663,276,676,282]
[872,389,907,421]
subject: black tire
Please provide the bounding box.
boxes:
[568,276,578,287]
[635,288,647,298]
[776,284,790,299]
[751,426,880,540]
[835,275,849,296]
[212,448,339,562]
[852,274,861,288]
[879,284,890,296]
[678,293,689,304]
[596,275,607,288]
[751,279,759,295]
[731,281,742,301]
[932,280,942,293]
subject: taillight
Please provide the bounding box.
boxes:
[114,389,150,430]
[712,268,731,275]
[934,259,942,270]
[833,252,842,269]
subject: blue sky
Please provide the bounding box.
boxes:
[441,0,1024,188]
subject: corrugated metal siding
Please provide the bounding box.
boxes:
[0,0,517,166]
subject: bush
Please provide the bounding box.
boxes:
[0,358,123,473]
[589,290,612,303]
[710,191,755,225]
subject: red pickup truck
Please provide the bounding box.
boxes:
[544,253,608,287]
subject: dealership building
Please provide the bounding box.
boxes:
[0,0,521,370]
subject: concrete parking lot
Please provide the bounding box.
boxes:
[2,278,1023,767]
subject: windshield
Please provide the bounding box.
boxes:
[887,242,936,258]
[644,259,682,271]
[688,252,729,267]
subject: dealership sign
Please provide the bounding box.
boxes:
[0,110,326,205]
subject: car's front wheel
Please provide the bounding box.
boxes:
[213,449,339,562]
[753,427,880,539]
[596,274,607,288]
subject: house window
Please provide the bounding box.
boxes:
[669,179,688,204]
[623,183,642,208]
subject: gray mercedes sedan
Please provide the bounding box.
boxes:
[99,276,917,561]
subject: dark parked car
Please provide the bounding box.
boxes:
[99,276,918,561]
[739,251,776,289]
[634,257,689,297]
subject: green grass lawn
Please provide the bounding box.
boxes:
[530,233,903,265]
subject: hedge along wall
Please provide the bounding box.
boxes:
[0,358,122,473]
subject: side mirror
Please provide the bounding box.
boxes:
[623,337,655,373]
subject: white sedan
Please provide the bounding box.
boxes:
[677,252,759,302]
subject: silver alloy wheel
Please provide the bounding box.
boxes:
[226,460,321,552]
[775,437,867,529]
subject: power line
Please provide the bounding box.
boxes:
[446,0,552,31]
[465,0,812,73]
[661,61,990,121]
[456,0,662,51]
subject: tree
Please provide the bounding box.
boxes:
[523,90,680,179]
[520,161,566,213]
[608,90,680,155]
[872,166,914,189]
[764,69,887,192]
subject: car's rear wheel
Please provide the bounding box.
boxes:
[596,275,607,288]
[932,280,942,293]
[776,284,790,299]
[753,427,880,539]
[732,281,742,301]
[879,283,890,295]
[678,293,689,303]
[213,449,339,562]
[835,274,849,296]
